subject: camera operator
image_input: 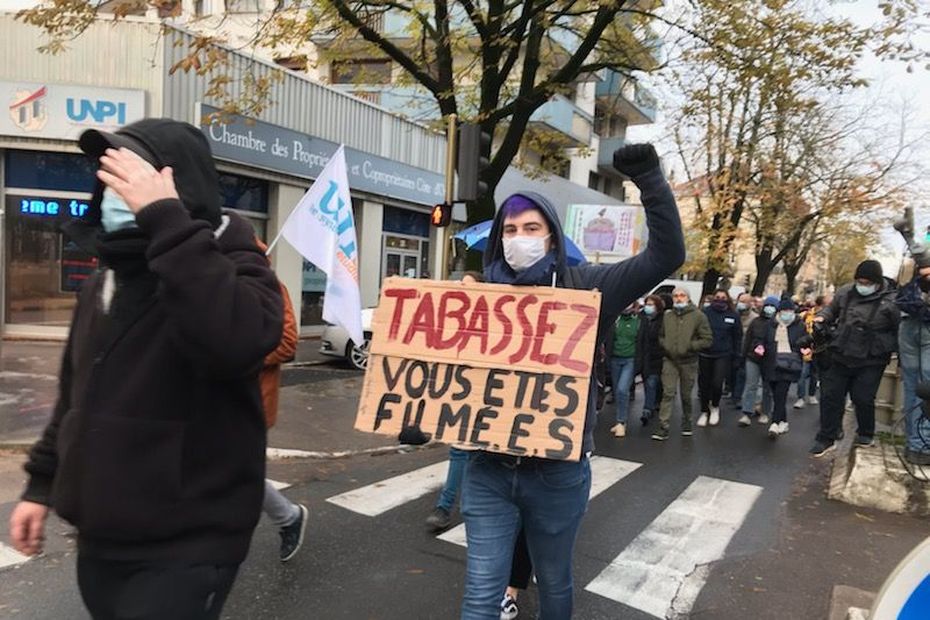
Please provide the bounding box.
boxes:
[895,261,930,465]
[809,260,901,457]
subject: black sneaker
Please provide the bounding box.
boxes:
[651,425,670,441]
[809,440,835,458]
[854,434,874,448]
[426,507,452,531]
[279,504,308,562]
[681,418,693,436]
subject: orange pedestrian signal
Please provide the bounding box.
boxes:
[431,203,452,227]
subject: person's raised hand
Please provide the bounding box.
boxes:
[9,500,48,556]
[612,143,660,178]
[97,148,178,213]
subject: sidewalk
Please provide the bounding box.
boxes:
[0,337,394,456]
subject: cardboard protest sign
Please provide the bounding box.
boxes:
[355,277,601,461]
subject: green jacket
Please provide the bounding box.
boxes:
[659,303,713,361]
[612,314,640,358]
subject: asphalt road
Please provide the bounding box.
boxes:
[0,351,926,620]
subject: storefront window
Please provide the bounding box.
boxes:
[4,193,95,326]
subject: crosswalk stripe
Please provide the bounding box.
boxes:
[326,460,449,517]
[584,475,762,619]
[0,542,30,570]
[268,479,291,491]
[437,455,642,548]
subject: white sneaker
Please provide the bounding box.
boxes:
[738,414,752,427]
[757,414,770,425]
[778,421,790,434]
[808,396,819,405]
[768,422,780,438]
[613,423,626,438]
[793,398,806,409]
[697,413,709,427]
[500,594,519,620]
[709,406,720,426]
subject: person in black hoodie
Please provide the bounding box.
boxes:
[635,294,665,425]
[698,289,742,427]
[8,119,284,619]
[459,144,684,619]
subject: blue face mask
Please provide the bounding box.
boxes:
[674,302,688,311]
[100,188,137,233]
[778,312,796,324]
[856,283,877,297]
[643,305,656,316]
[763,305,776,317]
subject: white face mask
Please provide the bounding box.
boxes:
[100,187,137,233]
[503,235,549,272]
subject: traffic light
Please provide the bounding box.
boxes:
[431,202,452,227]
[456,123,491,202]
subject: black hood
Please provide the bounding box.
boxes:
[482,191,567,273]
[64,118,222,253]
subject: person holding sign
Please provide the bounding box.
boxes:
[459,144,685,619]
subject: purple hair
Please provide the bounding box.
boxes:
[500,194,540,218]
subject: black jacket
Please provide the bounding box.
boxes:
[760,320,810,382]
[818,282,900,367]
[742,315,772,364]
[700,305,742,359]
[635,313,664,377]
[22,120,284,565]
[483,167,686,454]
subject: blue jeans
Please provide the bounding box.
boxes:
[741,359,772,415]
[437,447,469,512]
[732,360,746,403]
[642,373,661,414]
[898,318,930,454]
[610,357,636,424]
[461,453,592,620]
[797,361,817,399]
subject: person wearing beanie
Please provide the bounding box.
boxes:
[809,259,901,457]
[738,295,779,427]
[697,289,742,427]
[755,300,811,438]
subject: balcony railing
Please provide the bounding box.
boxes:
[595,70,657,125]
[529,95,593,147]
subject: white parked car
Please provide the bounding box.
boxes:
[320,308,374,370]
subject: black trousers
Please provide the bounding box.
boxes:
[816,361,885,443]
[770,380,792,424]
[77,555,240,620]
[509,527,533,590]
[698,355,730,413]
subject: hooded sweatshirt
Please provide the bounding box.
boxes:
[22,119,284,565]
[483,167,686,455]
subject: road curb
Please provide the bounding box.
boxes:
[267,443,439,460]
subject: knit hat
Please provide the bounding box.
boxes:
[854,259,883,284]
[778,299,796,311]
[763,295,779,307]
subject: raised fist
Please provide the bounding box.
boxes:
[612,143,660,179]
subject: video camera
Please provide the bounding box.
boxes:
[893,206,930,269]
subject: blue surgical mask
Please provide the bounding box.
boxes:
[643,305,656,316]
[778,312,796,324]
[100,188,137,233]
[763,305,776,317]
[674,302,688,311]
[736,302,748,312]
[856,283,877,297]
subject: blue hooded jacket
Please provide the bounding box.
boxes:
[483,167,686,454]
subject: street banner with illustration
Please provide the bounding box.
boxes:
[355,278,601,461]
[564,204,647,259]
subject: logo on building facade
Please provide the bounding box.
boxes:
[9,86,48,132]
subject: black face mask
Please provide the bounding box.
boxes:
[920,277,930,294]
